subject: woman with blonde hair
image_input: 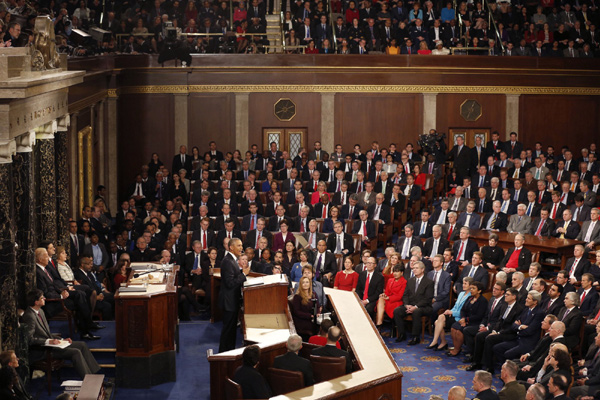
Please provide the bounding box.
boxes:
[291,276,319,339]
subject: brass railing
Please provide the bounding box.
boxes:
[482,0,505,54]
[449,46,493,55]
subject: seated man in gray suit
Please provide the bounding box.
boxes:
[506,203,532,234]
[577,207,600,253]
[22,289,101,379]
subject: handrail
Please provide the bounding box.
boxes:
[116,32,268,48]
[449,46,493,55]
[328,0,338,52]
[482,0,505,54]
[452,0,465,47]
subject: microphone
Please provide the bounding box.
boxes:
[133,269,157,278]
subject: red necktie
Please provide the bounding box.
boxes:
[322,205,327,218]
[558,171,562,181]
[560,193,565,203]
[535,220,545,236]
[456,241,465,261]
[250,216,255,230]
[358,182,363,192]
[314,182,318,191]
[570,258,579,276]
[582,290,587,304]
[363,273,370,301]
[552,203,558,219]
[300,221,305,233]
[203,230,207,250]
[594,308,600,321]
[363,222,367,237]
[337,182,341,191]
[447,225,453,241]
[539,192,543,203]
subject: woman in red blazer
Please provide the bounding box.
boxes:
[375,264,407,328]
[271,219,295,252]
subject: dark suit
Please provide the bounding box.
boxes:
[394,275,434,336]
[504,141,524,159]
[577,289,599,317]
[272,351,314,387]
[311,344,352,373]
[557,306,584,348]
[499,247,533,272]
[69,233,85,266]
[218,253,247,352]
[452,239,479,263]
[478,301,524,370]
[446,144,471,180]
[233,364,272,399]
[243,229,272,250]
[172,153,192,175]
[412,220,433,239]
[352,220,376,242]
[355,271,385,317]
[480,211,509,231]
[395,236,423,259]
[340,204,362,220]
[423,237,449,258]
[311,250,337,283]
[325,232,354,255]
[552,219,581,239]
[454,265,489,293]
[529,217,555,237]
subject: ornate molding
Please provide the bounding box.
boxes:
[107,88,119,98]
[35,120,57,140]
[0,139,17,164]
[16,131,36,153]
[113,84,600,96]
[56,114,70,132]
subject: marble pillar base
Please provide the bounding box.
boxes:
[13,152,36,309]
[0,163,18,350]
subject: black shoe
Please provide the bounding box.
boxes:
[464,356,473,363]
[465,363,480,371]
[395,334,406,343]
[90,324,106,330]
[434,344,448,351]
[408,337,420,346]
[81,333,101,340]
[426,343,437,350]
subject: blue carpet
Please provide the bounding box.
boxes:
[32,315,502,399]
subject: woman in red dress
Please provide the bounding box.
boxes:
[333,257,359,292]
[380,252,402,284]
[413,163,427,191]
[375,264,406,328]
[310,181,331,205]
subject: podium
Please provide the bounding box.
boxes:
[114,265,179,388]
[242,274,295,345]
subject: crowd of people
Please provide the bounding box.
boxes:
[1,0,600,55]
[3,132,600,399]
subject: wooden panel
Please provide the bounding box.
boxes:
[519,95,600,151]
[436,94,505,140]
[188,93,235,154]
[334,93,421,151]
[117,94,174,198]
[248,93,321,152]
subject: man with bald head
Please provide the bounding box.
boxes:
[448,386,467,400]
[311,326,352,373]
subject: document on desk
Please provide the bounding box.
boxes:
[119,284,167,296]
[244,277,264,287]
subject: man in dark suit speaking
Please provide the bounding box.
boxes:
[394,261,434,345]
[218,238,250,353]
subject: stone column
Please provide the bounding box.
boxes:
[35,121,58,244]
[235,93,249,153]
[13,132,36,309]
[173,94,188,151]
[56,115,70,249]
[320,93,335,153]
[422,93,438,134]
[69,112,79,219]
[0,139,17,350]
[106,97,118,213]
[505,94,520,139]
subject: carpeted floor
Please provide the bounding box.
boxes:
[32,314,503,399]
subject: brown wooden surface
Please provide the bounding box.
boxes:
[243,280,290,315]
[436,94,506,139]
[469,229,582,269]
[334,93,422,152]
[188,93,235,152]
[114,266,179,357]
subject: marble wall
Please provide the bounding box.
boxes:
[55,131,70,250]
[0,163,18,350]
[12,153,36,309]
[35,138,57,243]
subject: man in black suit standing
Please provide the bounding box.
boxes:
[273,334,314,387]
[394,261,434,345]
[205,140,224,162]
[311,326,352,373]
[172,145,193,175]
[218,238,250,353]
[504,132,524,160]
[69,220,85,266]
[446,135,471,181]
[355,257,385,320]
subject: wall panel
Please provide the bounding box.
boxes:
[518,95,600,152]
[334,93,421,152]
[188,94,235,154]
[248,93,321,151]
[118,94,174,198]
[436,94,506,143]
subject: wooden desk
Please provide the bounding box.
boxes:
[208,287,403,400]
[469,229,582,270]
[114,265,178,388]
